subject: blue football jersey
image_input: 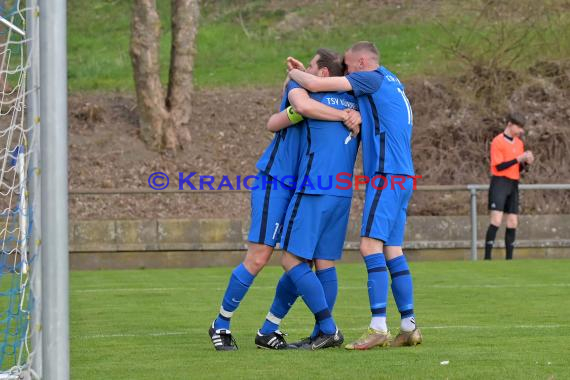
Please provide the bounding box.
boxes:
[347,66,414,177]
[255,80,307,187]
[296,91,360,197]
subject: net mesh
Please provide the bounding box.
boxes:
[0,0,39,378]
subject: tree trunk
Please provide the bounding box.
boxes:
[130,0,199,151]
[130,0,168,150]
[165,0,199,150]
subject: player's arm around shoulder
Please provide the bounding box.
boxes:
[266,105,307,132]
[288,87,347,122]
[289,69,352,93]
[266,77,308,133]
[288,88,361,135]
[266,110,294,132]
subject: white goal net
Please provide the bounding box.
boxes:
[0,0,40,379]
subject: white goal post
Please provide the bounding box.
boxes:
[0,0,69,379]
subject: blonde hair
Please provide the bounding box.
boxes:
[348,41,379,61]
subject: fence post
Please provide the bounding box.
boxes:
[470,186,478,261]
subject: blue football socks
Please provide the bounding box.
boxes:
[260,272,299,335]
[213,263,255,330]
[364,253,389,331]
[387,255,416,330]
[310,267,338,338]
[288,262,336,335]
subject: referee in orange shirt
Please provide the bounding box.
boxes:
[485,113,534,260]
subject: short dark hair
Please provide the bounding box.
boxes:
[348,41,380,60]
[316,48,345,77]
[506,112,526,127]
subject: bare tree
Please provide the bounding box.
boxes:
[130,0,199,151]
[434,0,551,112]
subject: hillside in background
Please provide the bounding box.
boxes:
[69,60,570,219]
[69,0,569,90]
[67,0,570,219]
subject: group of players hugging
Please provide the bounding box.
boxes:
[209,41,422,351]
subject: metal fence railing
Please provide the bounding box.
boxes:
[466,184,570,260]
[69,184,570,261]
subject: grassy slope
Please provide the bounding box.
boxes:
[71,260,570,379]
[68,0,570,91]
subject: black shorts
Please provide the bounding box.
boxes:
[488,176,519,214]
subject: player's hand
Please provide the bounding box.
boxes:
[526,150,535,165]
[343,109,361,136]
[348,109,361,127]
[287,56,305,72]
[344,110,361,136]
[517,151,531,163]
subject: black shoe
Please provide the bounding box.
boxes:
[310,329,344,350]
[209,323,238,351]
[288,336,313,349]
[255,330,292,350]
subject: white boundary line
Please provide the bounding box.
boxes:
[428,283,570,289]
[73,324,570,340]
[72,283,570,293]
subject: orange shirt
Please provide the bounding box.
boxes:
[490,133,524,180]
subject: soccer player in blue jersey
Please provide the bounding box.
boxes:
[253,49,360,350]
[289,41,422,349]
[208,50,360,351]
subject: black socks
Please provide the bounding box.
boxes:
[484,224,499,260]
[505,228,516,260]
[484,224,516,260]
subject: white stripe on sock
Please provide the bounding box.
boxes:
[219,306,234,319]
[266,312,282,325]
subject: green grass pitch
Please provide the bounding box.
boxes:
[71,260,570,379]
